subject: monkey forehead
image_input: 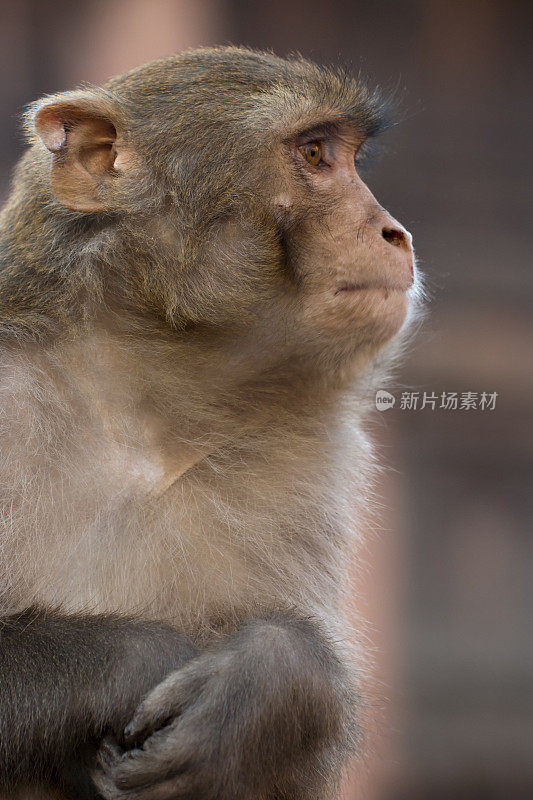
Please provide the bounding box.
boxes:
[105,46,392,144]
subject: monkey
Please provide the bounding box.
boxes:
[0,46,418,800]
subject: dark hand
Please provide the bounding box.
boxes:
[92,615,351,800]
[93,655,246,800]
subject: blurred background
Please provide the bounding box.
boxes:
[1,1,531,797]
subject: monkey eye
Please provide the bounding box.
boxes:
[299,141,324,167]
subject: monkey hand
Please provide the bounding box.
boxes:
[92,616,349,800]
[93,649,261,800]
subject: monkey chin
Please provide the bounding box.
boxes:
[304,285,410,357]
[345,286,410,346]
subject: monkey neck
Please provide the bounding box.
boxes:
[23,316,373,498]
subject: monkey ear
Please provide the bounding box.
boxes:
[31,91,136,212]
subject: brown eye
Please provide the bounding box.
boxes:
[300,141,323,166]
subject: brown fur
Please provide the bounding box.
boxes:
[0,47,421,799]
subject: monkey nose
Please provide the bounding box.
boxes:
[381,224,412,253]
[381,220,414,277]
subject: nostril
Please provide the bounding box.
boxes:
[382,226,407,248]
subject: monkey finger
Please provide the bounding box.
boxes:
[111,725,193,790]
[93,771,195,800]
[94,759,193,800]
[123,668,195,746]
[91,767,121,800]
[96,737,126,768]
[96,720,219,800]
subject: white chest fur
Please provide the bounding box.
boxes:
[0,345,364,637]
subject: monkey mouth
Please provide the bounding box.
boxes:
[335,282,410,295]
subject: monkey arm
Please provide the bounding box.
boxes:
[94,612,358,800]
[0,607,198,792]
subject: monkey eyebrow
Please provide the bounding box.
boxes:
[291,122,339,142]
[292,122,341,144]
[290,118,374,149]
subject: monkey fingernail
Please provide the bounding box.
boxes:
[123,723,137,744]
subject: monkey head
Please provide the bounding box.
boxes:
[27,47,417,380]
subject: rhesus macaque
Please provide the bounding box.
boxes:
[0,47,418,800]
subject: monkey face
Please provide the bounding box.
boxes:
[270,123,416,355]
[176,119,417,373]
